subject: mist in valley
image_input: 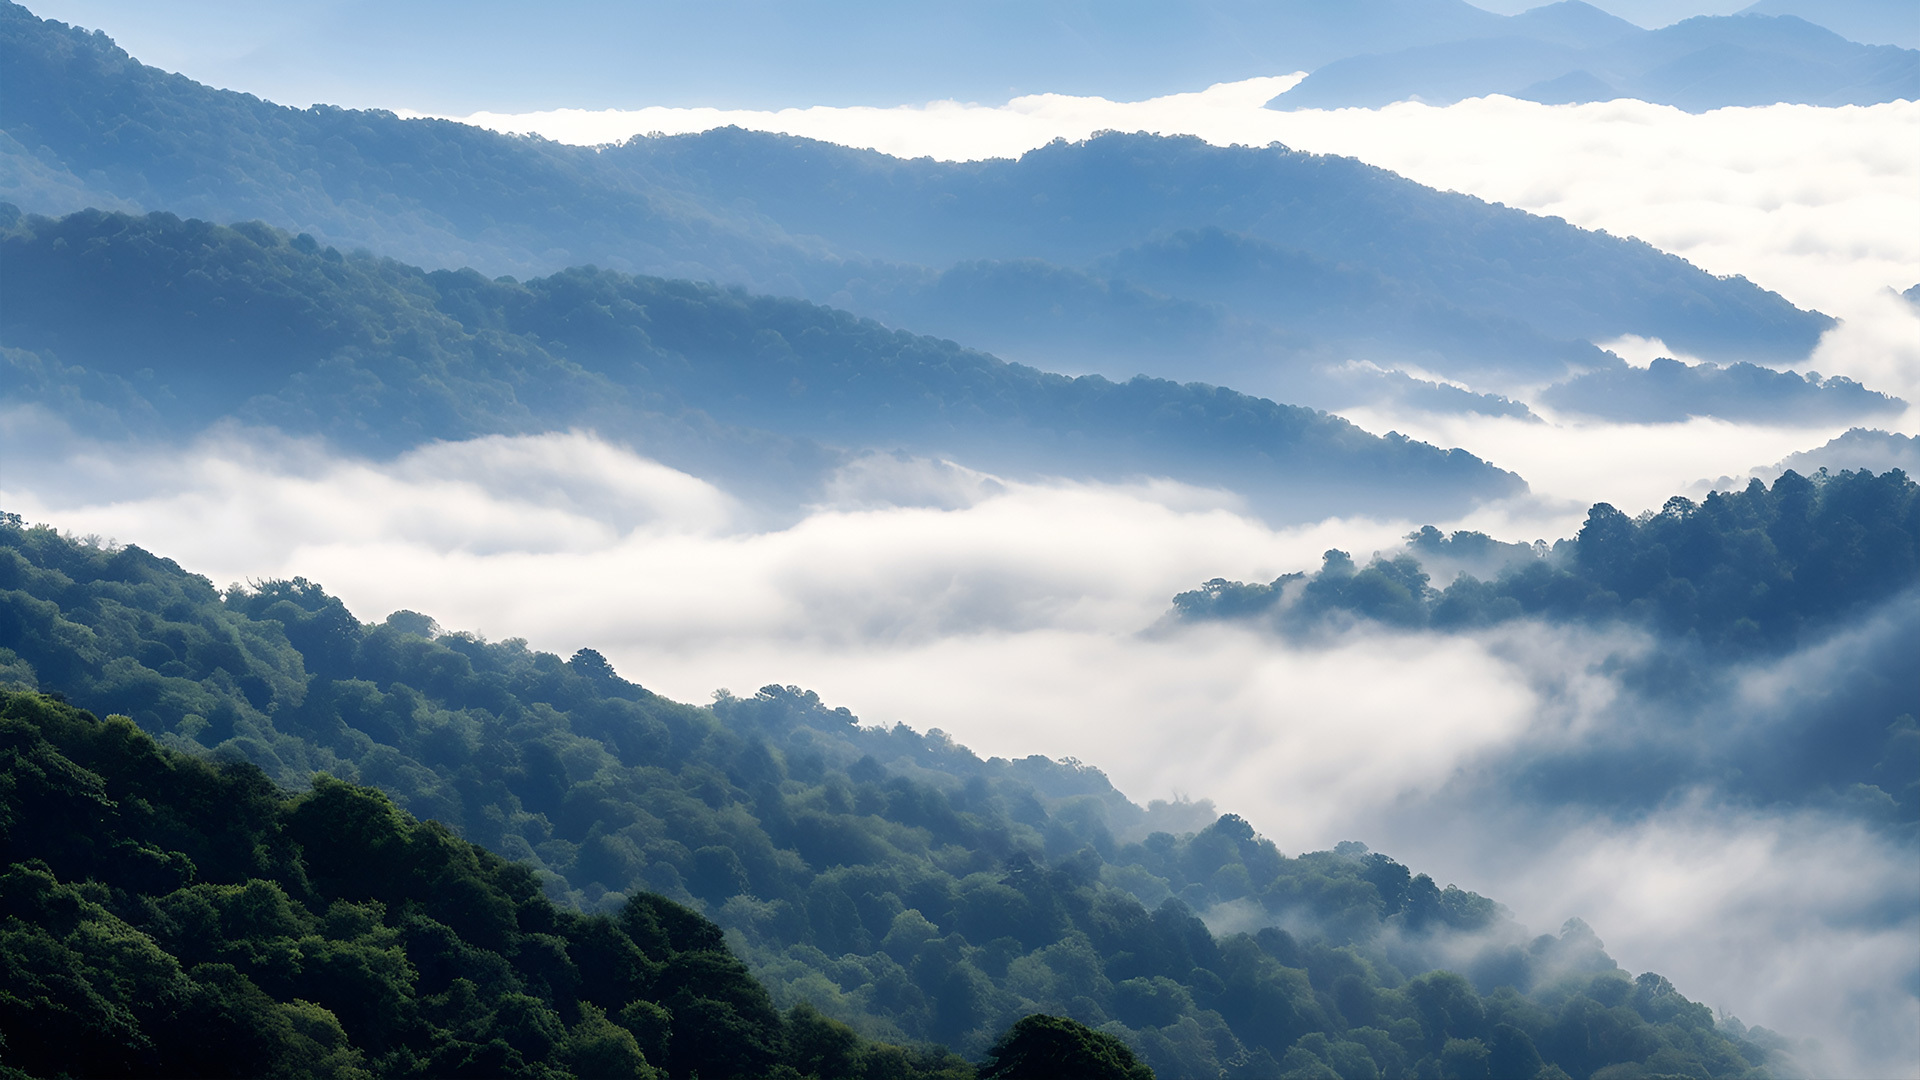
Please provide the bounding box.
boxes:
[5,409,1914,1073]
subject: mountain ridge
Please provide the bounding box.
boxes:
[0,204,1525,521]
[13,0,1912,114]
[0,0,1835,411]
[1269,11,1920,111]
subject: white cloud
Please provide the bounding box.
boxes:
[1386,797,1920,1080]
[1592,334,1714,370]
[1332,410,1874,534]
[0,425,1396,645]
[0,424,741,564]
[414,75,1308,160]
[1801,287,1920,404]
[6,429,1548,856]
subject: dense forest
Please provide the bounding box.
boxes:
[0,514,1800,1078]
[0,686,998,1079]
[0,205,1522,520]
[0,0,1834,395]
[1174,469,1920,828]
[1173,468,1918,648]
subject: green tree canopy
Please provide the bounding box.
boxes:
[978,1014,1154,1080]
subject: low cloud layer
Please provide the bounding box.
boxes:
[1331,409,1868,531]
[1388,797,1919,1079]
[4,422,1913,1071]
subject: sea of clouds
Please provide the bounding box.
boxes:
[7,87,1919,1072]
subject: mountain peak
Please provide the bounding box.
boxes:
[1509,1,1647,48]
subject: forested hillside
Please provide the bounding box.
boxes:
[0,516,1795,1078]
[1174,468,1920,828]
[1536,357,1904,424]
[0,0,1834,399]
[0,687,982,1079]
[1175,468,1918,647]
[0,206,1522,520]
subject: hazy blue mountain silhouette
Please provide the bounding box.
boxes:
[57,0,1906,113]
[1503,1,1646,47]
[0,205,1526,520]
[34,0,1906,115]
[1538,356,1908,423]
[1739,0,1919,50]
[1270,11,1918,110]
[0,0,1833,412]
[0,0,1518,114]
[1769,428,1920,477]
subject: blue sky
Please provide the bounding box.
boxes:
[24,0,1912,113]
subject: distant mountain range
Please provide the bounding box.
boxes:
[1739,0,1919,50]
[0,205,1525,521]
[1269,6,1919,111]
[10,0,1911,115]
[3,0,1535,113]
[2,0,1858,428]
[1538,358,1905,424]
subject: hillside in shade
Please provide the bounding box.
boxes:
[0,518,1800,1079]
[1173,468,1919,828]
[0,205,1525,521]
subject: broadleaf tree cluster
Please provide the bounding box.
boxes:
[0,514,1799,1078]
[1172,469,1920,831]
[0,687,982,1079]
[1176,468,1917,649]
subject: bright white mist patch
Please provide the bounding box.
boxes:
[1592,335,1714,370]
[1330,410,1871,537]
[416,74,1307,157]
[0,426,742,567]
[1801,287,1920,404]
[0,426,1409,648]
[1398,803,1920,1080]
[1,426,1542,852]
[1261,98,1920,321]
